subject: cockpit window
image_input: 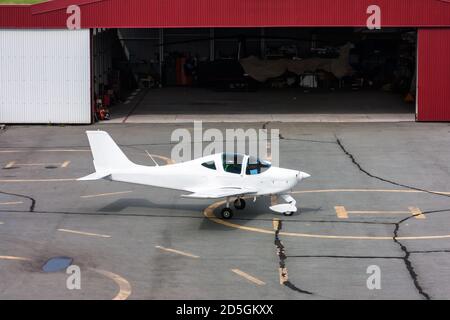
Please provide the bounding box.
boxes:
[246,156,272,175]
[222,153,244,174]
[202,161,216,170]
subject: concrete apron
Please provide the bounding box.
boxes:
[103,113,415,124]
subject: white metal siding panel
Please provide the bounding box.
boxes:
[0,29,91,124]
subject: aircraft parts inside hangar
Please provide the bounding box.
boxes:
[0,0,449,124]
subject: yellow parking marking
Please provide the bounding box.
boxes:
[5,161,70,168]
[272,218,280,231]
[81,191,132,199]
[57,229,111,238]
[0,256,31,261]
[335,206,425,220]
[0,201,23,205]
[0,254,129,300]
[409,207,426,220]
[91,268,132,300]
[350,210,410,214]
[4,161,16,169]
[334,206,348,219]
[279,268,288,285]
[292,189,450,196]
[231,269,266,286]
[271,195,278,207]
[155,246,199,259]
[203,196,450,241]
[61,161,71,168]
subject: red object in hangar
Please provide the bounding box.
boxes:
[0,0,450,121]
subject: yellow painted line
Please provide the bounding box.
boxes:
[0,256,31,261]
[0,201,23,205]
[91,268,132,300]
[150,154,176,165]
[279,268,288,285]
[4,161,16,169]
[272,218,280,231]
[13,163,62,167]
[205,201,275,236]
[81,190,132,199]
[271,195,278,207]
[155,245,199,259]
[292,189,450,196]
[335,206,348,219]
[61,161,71,168]
[0,149,90,153]
[349,210,410,214]
[409,207,426,220]
[231,269,266,286]
[203,198,450,241]
[57,228,111,238]
[0,178,76,183]
[336,205,426,219]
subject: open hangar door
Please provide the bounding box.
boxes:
[0,29,91,124]
[92,27,417,122]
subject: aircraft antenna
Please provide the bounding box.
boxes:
[145,150,159,166]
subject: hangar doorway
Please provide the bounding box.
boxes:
[92,27,417,123]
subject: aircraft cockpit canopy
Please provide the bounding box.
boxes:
[220,153,271,175]
[246,156,271,175]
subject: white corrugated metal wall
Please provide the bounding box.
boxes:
[0,29,91,124]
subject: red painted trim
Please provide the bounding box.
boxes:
[1,0,450,28]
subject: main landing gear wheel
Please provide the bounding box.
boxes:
[234,198,246,210]
[283,211,294,217]
[221,208,234,219]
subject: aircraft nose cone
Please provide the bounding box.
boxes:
[297,171,311,181]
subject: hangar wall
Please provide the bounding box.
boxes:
[417,28,450,122]
[0,29,91,124]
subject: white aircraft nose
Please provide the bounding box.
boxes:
[297,171,311,181]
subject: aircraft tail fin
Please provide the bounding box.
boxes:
[78,131,135,181]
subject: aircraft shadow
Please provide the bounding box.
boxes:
[96,197,321,232]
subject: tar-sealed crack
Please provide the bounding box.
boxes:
[335,136,450,300]
[0,126,36,212]
[0,190,36,212]
[274,219,313,295]
[336,137,450,200]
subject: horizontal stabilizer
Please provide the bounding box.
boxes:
[77,171,110,181]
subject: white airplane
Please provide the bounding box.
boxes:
[78,131,311,219]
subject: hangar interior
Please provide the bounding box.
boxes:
[92,27,417,121]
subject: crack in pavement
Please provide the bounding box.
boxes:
[335,137,450,199]
[336,136,450,300]
[0,208,401,226]
[0,126,36,212]
[0,190,35,212]
[274,219,313,296]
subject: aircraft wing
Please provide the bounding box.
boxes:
[182,187,258,199]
